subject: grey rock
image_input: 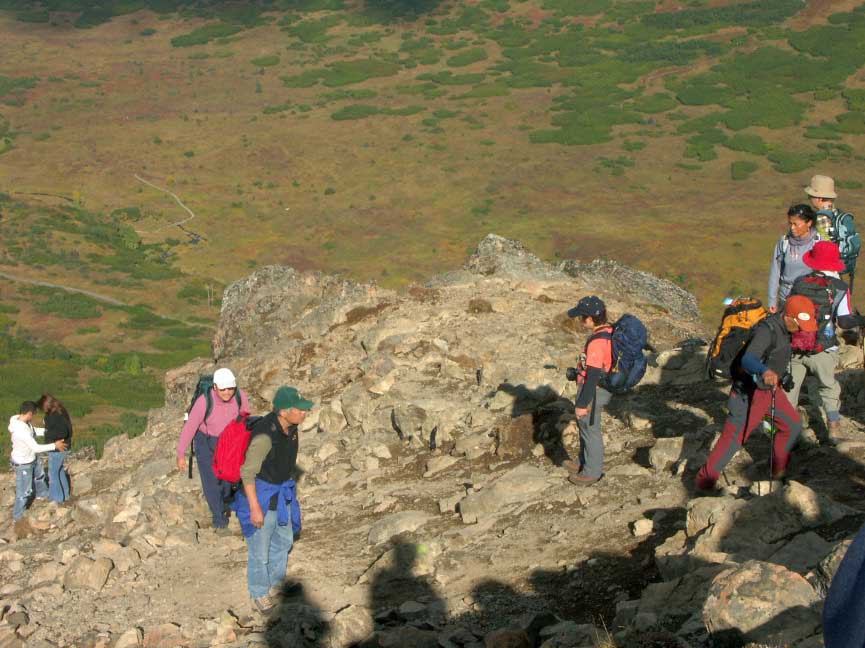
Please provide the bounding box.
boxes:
[368,511,434,545]
[63,556,113,591]
[767,532,833,575]
[459,464,549,524]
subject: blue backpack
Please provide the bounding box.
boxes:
[596,314,648,394]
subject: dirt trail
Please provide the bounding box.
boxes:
[0,269,214,329]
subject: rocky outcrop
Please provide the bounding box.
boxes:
[1,235,863,647]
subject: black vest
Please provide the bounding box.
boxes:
[250,413,298,485]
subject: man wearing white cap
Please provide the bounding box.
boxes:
[805,174,861,290]
[177,368,250,532]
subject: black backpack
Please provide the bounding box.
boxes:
[788,273,846,352]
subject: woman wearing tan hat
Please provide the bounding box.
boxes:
[786,241,863,444]
[767,204,819,313]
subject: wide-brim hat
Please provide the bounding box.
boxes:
[273,386,313,411]
[803,240,846,272]
[804,174,837,199]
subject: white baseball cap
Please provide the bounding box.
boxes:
[213,368,237,389]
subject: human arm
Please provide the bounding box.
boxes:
[12,423,65,454]
[767,239,783,311]
[575,367,604,413]
[240,433,272,528]
[176,395,207,466]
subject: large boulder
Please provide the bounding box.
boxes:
[63,556,113,591]
[702,560,821,644]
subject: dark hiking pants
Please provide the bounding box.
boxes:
[194,431,232,528]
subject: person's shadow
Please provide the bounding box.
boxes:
[369,540,446,629]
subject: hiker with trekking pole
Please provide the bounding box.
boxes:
[177,368,249,534]
[695,296,815,492]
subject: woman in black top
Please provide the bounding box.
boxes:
[37,394,72,503]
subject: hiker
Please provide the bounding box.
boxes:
[232,386,309,613]
[767,204,819,313]
[787,241,864,445]
[564,295,614,486]
[9,401,67,520]
[177,368,249,531]
[695,296,816,491]
[805,174,861,291]
[37,394,73,504]
[823,521,865,647]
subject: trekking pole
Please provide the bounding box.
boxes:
[768,387,776,494]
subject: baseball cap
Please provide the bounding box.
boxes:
[784,295,819,332]
[567,295,606,319]
[213,368,237,389]
[273,386,314,412]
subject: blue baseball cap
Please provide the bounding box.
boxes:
[567,295,606,319]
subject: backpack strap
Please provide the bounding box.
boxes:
[202,390,214,423]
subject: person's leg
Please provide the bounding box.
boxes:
[47,451,68,503]
[769,389,802,478]
[579,389,611,479]
[246,510,277,599]
[194,432,229,528]
[786,355,808,411]
[697,390,752,489]
[13,463,34,520]
[266,514,295,592]
[56,451,70,501]
[33,456,49,500]
[808,350,842,430]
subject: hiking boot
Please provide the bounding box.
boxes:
[214,526,234,537]
[253,596,276,614]
[567,472,600,486]
[826,420,843,446]
[561,459,581,474]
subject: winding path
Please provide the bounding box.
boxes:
[132,174,205,241]
[0,270,215,329]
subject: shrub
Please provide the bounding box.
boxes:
[642,0,803,29]
[89,372,164,410]
[447,47,488,67]
[34,292,102,320]
[731,160,758,180]
[251,55,280,67]
[768,149,813,174]
[171,22,242,47]
[416,71,485,85]
[833,111,865,134]
[631,93,678,114]
[724,133,769,155]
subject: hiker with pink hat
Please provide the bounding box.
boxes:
[805,174,861,291]
[786,240,864,445]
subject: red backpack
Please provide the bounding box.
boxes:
[212,414,252,483]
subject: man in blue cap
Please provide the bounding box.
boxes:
[232,386,312,613]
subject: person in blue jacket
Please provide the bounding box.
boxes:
[824,522,865,647]
[232,386,311,614]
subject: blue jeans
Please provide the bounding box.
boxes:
[48,450,70,503]
[13,458,49,520]
[246,509,294,598]
[194,432,233,528]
